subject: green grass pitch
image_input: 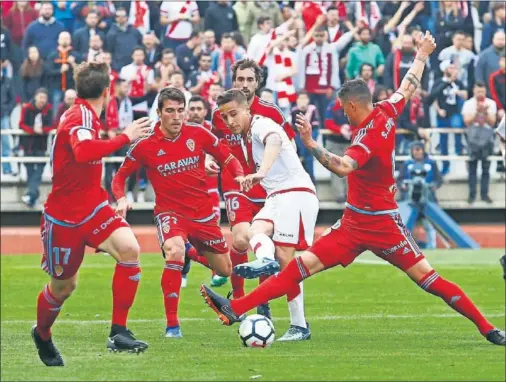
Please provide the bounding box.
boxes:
[1,250,505,381]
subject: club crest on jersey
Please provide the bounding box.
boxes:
[228,211,236,222]
[186,139,195,152]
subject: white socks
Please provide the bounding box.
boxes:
[249,233,275,261]
[288,282,307,328]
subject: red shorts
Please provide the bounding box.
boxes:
[309,209,425,272]
[40,204,130,280]
[155,211,228,255]
[223,192,264,228]
[209,189,221,217]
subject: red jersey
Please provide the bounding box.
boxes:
[45,98,129,224]
[202,120,219,192]
[212,95,296,199]
[344,97,406,213]
[111,122,243,220]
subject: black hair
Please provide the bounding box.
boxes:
[338,79,372,104]
[231,58,263,84]
[157,87,186,110]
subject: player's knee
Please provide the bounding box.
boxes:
[232,231,249,252]
[117,241,141,263]
[163,240,185,262]
[51,279,77,301]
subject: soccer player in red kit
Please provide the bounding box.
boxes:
[184,95,228,288]
[200,31,506,346]
[209,59,296,319]
[111,87,244,338]
[33,62,152,367]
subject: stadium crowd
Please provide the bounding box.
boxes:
[0,0,504,208]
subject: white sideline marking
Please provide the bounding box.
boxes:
[2,312,504,325]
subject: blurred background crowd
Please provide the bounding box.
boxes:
[0,0,504,209]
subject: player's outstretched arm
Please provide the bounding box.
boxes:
[390,31,436,104]
[295,114,357,178]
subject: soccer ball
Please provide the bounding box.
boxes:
[238,314,275,348]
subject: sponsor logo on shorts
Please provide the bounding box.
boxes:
[382,240,408,256]
[204,238,226,246]
[322,220,341,237]
[162,222,170,233]
[92,215,123,235]
[186,139,195,152]
[278,232,294,238]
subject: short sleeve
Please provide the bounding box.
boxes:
[344,127,379,168]
[252,118,282,145]
[380,96,406,119]
[461,99,472,115]
[160,1,171,17]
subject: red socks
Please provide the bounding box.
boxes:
[186,246,211,269]
[230,247,249,299]
[161,261,184,327]
[419,270,494,336]
[112,261,141,327]
[231,257,309,315]
[36,285,63,341]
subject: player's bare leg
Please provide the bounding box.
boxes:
[99,227,148,352]
[160,236,186,338]
[202,250,232,277]
[405,258,505,346]
[33,274,78,366]
[229,222,251,298]
[201,250,324,325]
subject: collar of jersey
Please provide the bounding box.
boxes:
[353,106,380,133]
[75,98,99,121]
[154,121,182,142]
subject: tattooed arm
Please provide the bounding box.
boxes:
[390,31,436,103]
[310,144,358,178]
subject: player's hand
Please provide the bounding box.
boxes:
[205,158,221,176]
[239,172,265,192]
[115,197,132,218]
[415,31,436,60]
[123,117,152,142]
[294,114,316,148]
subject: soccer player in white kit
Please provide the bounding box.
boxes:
[215,89,319,341]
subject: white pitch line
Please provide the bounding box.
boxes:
[2,312,504,325]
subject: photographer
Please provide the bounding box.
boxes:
[461,81,497,204]
[397,141,442,249]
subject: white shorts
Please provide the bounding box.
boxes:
[253,190,319,250]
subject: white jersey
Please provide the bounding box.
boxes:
[496,115,505,140]
[245,115,315,195]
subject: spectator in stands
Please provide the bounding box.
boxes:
[397,141,441,249]
[434,1,469,58]
[20,46,44,102]
[118,0,161,36]
[187,52,220,98]
[301,23,353,130]
[175,30,202,80]
[204,1,238,43]
[168,70,192,105]
[19,87,53,208]
[357,63,376,94]
[72,10,105,56]
[106,7,142,72]
[480,2,505,52]
[2,1,38,48]
[44,31,81,117]
[463,32,477,95]
[119,46,155,118]
[259,88,274,103]
[428,60,468,176]
[438,30,475,88]
[489,54,505,120]
[323,97,351,203]
[211,32,244,90]
[476,30,505,96]
[247,16,291,65]
[52,1,74,33]
[1,61,16,176]
[247,1,283,36]
[372,84,389,103]
[71,1,114,32]
[159,0,199,51]
[22,2,64,59]
[384,34,430,94]
[201,29,218,55]
[86,34,104,62]
[143,31,161,68]
[233,0,255,44]
[1,24,14,76]
[53,88,76,125]
[345,26,385,80]
[206,82,223,118]
[154,48,178,89]
[462,81,497,204]
[291,91,319,184]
